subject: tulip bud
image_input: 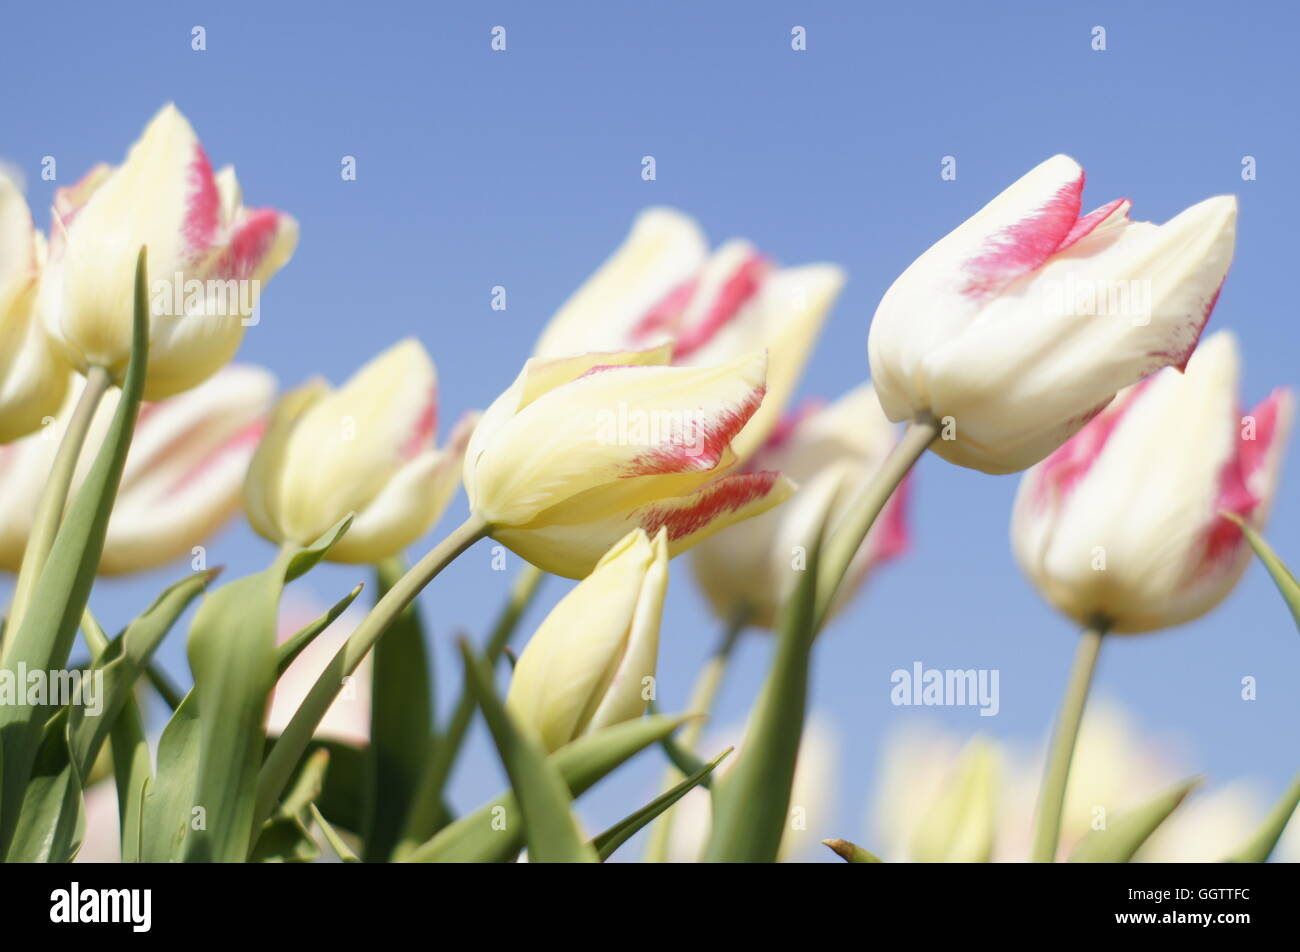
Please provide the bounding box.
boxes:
[691,383,909,628]
[0,173,68,443]
[243,339,473,563]
[533,208,844,461]
[1011,331,1293,633]
[868,154,1238,473]
[463,345,795,578]
[506,528,668,753]
[0,364,275,574]
[37,104,298,400]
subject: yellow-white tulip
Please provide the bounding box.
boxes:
[0,364,275,575]
[1012,332,1293,634]
[534,208,843,461]
[243,339,473,564]
[37,104,298,400]
[506,528,668,753]
[868,154,1238,473]
[464,345,795,578]
[691,383,909,628]
[0,172,68,443]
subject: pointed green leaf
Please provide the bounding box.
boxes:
[1222,512,1300,631]
[310,803,359,862]
[1224,768,1300,862]
[457,640,595,863]
[276,583,364,675]
[823,838,883,863]
[592,746,732,861]
[0,249,148,856]
[408,713,691,863]
[1069,777,1201,863]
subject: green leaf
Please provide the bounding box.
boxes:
[138,692,202,862]
[1068,777,1200,863]
[822,838,883,863]
[183,517,352,862]
[4,710,84,862]
[592,746,732,861]
[0,249,148,857]
[409,713,691,863]
[1222,512,1300,631]
[250,748,329,863]
[362,559,433,862]
[276,583,364,675]
[1224,769,1300,862]
[702,483,833,863]
[648,699,712,788]
[457,639,595,863]
[306,739,366,835]
[310,803,359,862]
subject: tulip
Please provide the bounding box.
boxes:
[0,172,68,442]
[533,207,844,461]
[0,364,275,575]
[1011,331,1293,634]
[463,345,795,578]
[506,529,667,752]
[243,339,474,564]
[37,104,298,401]
[868,154,1238,474]
[691,383,909,628]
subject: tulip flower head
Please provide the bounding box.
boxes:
[534,208,844,461]
[868,154,1238,473]
[691,383,909,628]
[243,339,473,564]
[0,364,275,575]
[0,172,68,443]
[506,528,668,753]
[463,345,795,578]
[37,104,298,400]
[1011,331,1292,634]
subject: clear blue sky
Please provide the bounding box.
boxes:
[3,1,1298,859]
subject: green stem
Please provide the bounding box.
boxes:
[3,366,113,649]
[643,602,750,862]
[254,515,489,828]
[814,412,939,629]
[1031,620,1108,862]
[393,562,545,859]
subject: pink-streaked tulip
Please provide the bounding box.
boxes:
[0,364,275,575]
[37,104,298,400]
[243,339,474,564]
[691,383,909,628]
[868,154,1238,474]
[1011,331,1293,634]
[463,345,795,578]
[0,172,68,443]
[507,528,668,753]
[534,207,844,461]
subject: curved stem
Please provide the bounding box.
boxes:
[814,412,939,630]
[1031,620,1108,862]
[254,515,489,828]
[643,601,751,862]
[393,562,545,859]
[4,366,113,648]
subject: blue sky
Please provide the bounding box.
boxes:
[3,1,1298,859]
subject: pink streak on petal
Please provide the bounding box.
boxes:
[400,390,439,461]
[638,470,781,542]
[163,418,267,500]
[961,173,1085,302]
[622,384,765,477]
[870,470,911,566]
[209,208,283,281]
[1056,198,1131,253]
[671,254,770,360]
[1201,389,1286,569]
[182,144,221,260]
[630,279,697,345]
[1033,381,1150,508]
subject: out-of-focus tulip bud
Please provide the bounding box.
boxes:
[506,528,668,753]
[868,154,1238,474]
[243,339,473,564]
[0,364,275,574]
[0,173,68,443]
[464,345,795,578]
[690,383,909,628]
[534,208,844,461]
[906,738,1000,863]
[1011,331,1293,634]
[37,104,298,400]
